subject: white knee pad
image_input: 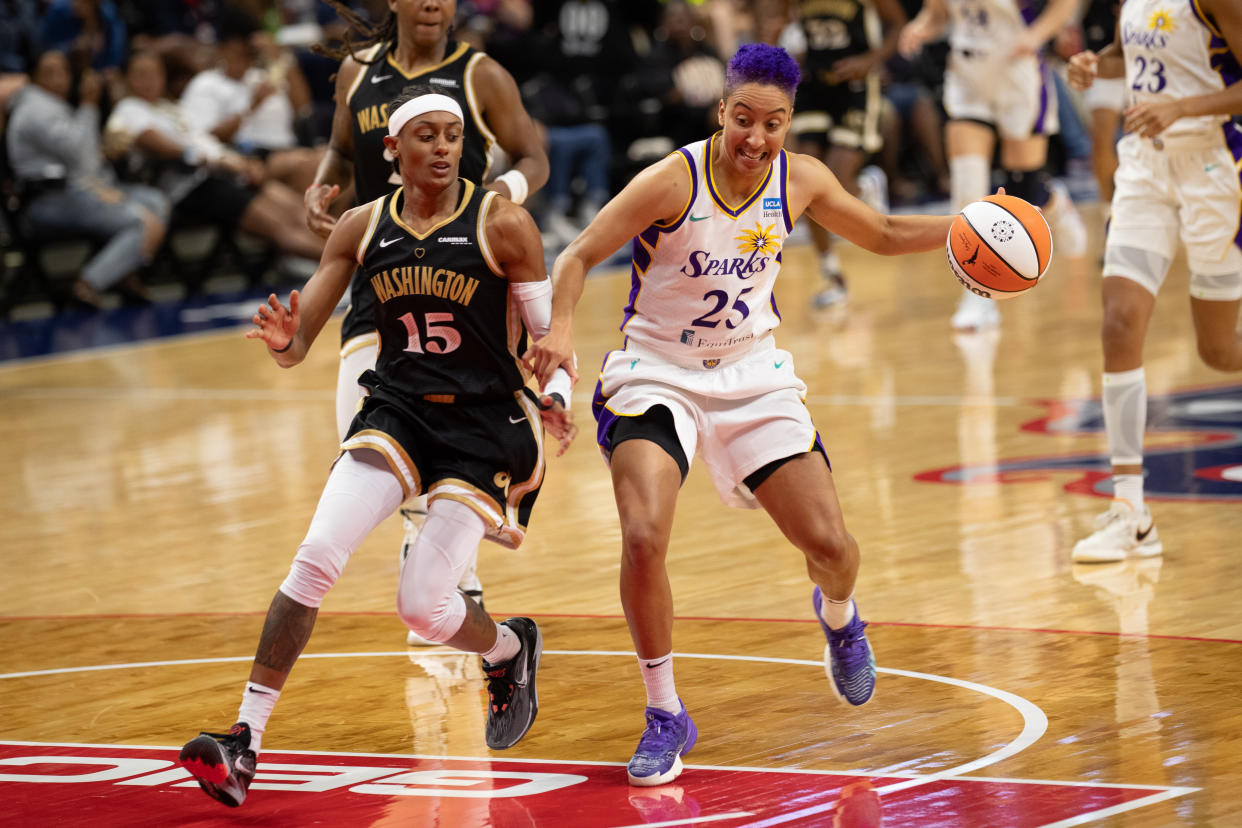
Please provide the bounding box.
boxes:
[396,498,487,642]
[1103,245,1170,296]
[1188,246,1242,301]
[336,335,377,442]
[949,154,990,212]
[280,449,404,608]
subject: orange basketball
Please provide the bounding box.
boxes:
[946,194,1052,300]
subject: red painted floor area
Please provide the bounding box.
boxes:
[0,742,1183,827]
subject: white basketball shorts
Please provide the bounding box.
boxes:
[943,51,1059,140]
[593,337,821,509]
[1106,131,1242,299]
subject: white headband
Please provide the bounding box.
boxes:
[387,94,464,138]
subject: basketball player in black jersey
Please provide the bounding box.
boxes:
[791,0,906,308]
[303,0,550,642]
[177,87,575,809]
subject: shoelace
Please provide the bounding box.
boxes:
[829,620,871,672]
[486,667,514,712]
[637,716,679,754]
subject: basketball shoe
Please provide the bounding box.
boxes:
[401,505,485,646]
[179,722,257,808]
[627,700,698,786]
[1072,501,1163,563]
[812,587,876,706]
[1045,180,1088,258]
[950,290,1001,331]
[483,617,542,749]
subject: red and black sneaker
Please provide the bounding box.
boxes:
[179,722,257,807]
[482,617,542,750]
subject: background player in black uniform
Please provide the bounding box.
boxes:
[178,87,575,809]
[303,0,550,641]
[790,0,907,308]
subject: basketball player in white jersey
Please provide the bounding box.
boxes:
[900,0,1088,330]
[1067,0,1242,562]
[525,43,962,787]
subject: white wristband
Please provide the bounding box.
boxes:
[495,169,529,205]
[544,365,573,404]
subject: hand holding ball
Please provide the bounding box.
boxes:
[947,194,1052,299]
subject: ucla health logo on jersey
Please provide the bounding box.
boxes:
[762,197,782,219]
[914,385,1242,502]
[679,222,782,279]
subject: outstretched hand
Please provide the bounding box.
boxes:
[538,395,578,457]
[246,291,300,353]
[522,327,578,391]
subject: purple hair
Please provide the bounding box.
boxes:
[724,43,801,100]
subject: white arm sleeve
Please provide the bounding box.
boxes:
[510,278,552,337]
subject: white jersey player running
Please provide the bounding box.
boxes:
[901,0,1086,331]
[524,44,962,788]
[1067,0,1242,562]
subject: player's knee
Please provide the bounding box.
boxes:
[1196,336,1242,372]
[279,544,344,608]
[800,525,854,571]
[620,520,670,566]
[395,585,458,642]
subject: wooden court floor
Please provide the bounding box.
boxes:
[2,208,1241,826]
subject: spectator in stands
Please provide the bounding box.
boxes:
[636,0,726,150]
[1,0,42,74]
[877,19,951,206]
[525,0,639,245]
[105,49,325,263]
[180,7,322,192]
[41,0,128,100]
[6,50,169,308]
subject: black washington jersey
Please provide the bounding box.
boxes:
[799,0,879,84]
[346,39,496,203]
[355,180,527,399]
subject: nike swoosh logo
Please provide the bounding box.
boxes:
[688,214,709,222]
[371,74,393,84]
[1205,164,1220,172]
[775,360,785,369]
[509,416,527,424]
[1136,524,1154,541]
[643,658,670,669]
[247,687,271,695]
[379,237,401,248]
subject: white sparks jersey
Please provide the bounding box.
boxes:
[618,134,791,369]
[947,0,1037,53]
[1120,0,1242,138]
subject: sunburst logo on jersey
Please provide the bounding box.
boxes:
[1148,8,1176,33]
[735,222,780,256]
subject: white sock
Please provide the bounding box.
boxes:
[638,653,680,714]
[482,623,520,665]
[819,594,856,630]
[237,682,280,754]
[1113,474,1144,512]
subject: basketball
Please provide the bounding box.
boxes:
[946,194,1052,300]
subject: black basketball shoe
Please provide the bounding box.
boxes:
[482,617,542,749]
[179,722,257,807]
